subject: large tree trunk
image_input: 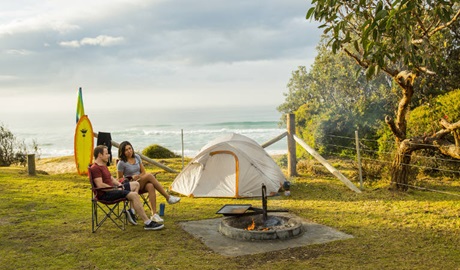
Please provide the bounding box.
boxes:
[390,140,414,191]
[385,71,416,191]
[384,72,460,191]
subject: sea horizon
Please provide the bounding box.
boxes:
[2,105,289,158]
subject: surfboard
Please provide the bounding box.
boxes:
[74,115,94,175]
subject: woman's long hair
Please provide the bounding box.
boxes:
[118,141,134,162]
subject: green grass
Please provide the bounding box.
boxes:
[1,158,459,269]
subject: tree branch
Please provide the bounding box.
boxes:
[437,118,460,145]
[429,9,460,36]
[385,115,404,141]
[343,48,369,69]
[418,118,460,158]
[416,66,436,75]
[432,139,460,159]
[343,48,398,77]
[393,71,416,138]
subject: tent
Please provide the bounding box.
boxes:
[170,133,286,198]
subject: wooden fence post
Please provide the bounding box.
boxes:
[287,113,297,177]
[355,130,363,190]
[27,154,36,176]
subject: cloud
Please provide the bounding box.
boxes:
[59,35,125,48]
[0,0,322,114]
[6,49,32,55]
[0,16,80,36]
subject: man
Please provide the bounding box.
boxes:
[90,145,164,230]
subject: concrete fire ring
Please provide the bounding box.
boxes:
[219,214,304,241]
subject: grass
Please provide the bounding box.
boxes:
[1,157,459,269]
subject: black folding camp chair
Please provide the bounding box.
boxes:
[88,166,128,233]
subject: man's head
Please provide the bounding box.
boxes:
[93,145,109,162]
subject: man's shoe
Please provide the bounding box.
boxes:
[144,221,164,230]
[167,195,181,204]
[151,213,164,223]
[126,209,137,225]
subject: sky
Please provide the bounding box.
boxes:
[0,0,322,115]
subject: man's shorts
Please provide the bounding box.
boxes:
[99,182,131,202]
[123,181,131,191]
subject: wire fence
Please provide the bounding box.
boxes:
[301,132,460,197]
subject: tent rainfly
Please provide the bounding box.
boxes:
[170,133,286,198]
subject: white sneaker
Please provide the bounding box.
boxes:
[151,213,164,223]
[167,195,181,204]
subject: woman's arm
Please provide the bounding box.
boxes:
[139,160,147,175]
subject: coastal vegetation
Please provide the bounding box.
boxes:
[0,156,459,269]
[279,1,460,191]
[0,124,27,166]
[142,144,179,159]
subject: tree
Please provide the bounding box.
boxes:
[278,39,394,158]
[0,124,27,166]
[307,0,460,190]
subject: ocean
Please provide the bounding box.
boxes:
[2,106,288,158]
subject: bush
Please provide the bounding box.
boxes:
[274,154,288,168]
[0,124,27,166]
[408,89,460,137]
[142,144,178,159]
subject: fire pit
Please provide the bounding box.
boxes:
[216,184,304,241]
[219,214,303,241]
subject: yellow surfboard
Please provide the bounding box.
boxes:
[74,115,94,175]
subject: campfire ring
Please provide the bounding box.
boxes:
[218,214,304,241]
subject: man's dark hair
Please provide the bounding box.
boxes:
[93,145,108,159]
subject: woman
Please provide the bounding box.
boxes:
[117,141,180,223]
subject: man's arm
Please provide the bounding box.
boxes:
[111,176,121,186]
[94,177,113,189]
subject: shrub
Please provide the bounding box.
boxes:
[408,89,460,137]
[274,154,287,168]
[0,124,27,166]
[351,159,388,184]
[142,144,177,159]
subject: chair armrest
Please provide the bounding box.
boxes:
[92,186,121,191]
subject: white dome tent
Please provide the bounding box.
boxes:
[170,133,286,198]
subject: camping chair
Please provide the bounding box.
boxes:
[88,166,128,233]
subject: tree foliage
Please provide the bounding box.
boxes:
[306,0,460,190]
[278,40,394,157]
[408,89,460,137]
[307,0,460,79]
[0,124,27,166]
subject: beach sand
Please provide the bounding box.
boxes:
[36,156,77,174]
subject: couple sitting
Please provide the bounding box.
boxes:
[90,141,180,231]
